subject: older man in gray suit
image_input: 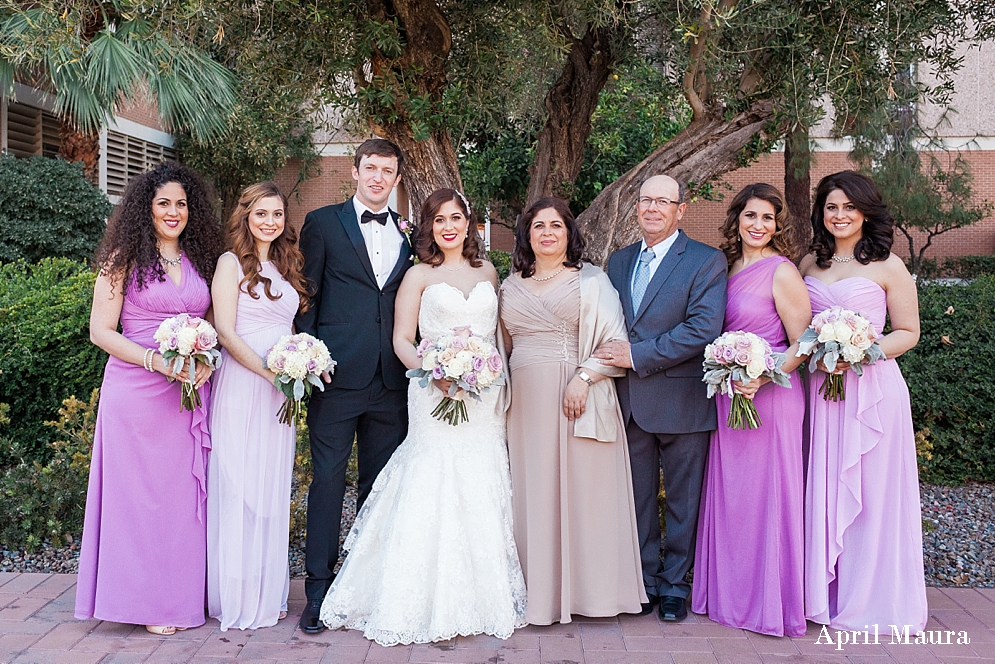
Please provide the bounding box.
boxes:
[594,174,726,622]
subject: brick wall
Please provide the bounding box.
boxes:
[682,150,995,260]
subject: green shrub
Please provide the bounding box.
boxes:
[0,154,112,264]
[0,259,106,463]
[899,275,995,482]
[915,254,995,279]
[488,250,512,281]
[0,391,96,551]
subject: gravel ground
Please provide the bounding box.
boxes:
[4,482,992,588]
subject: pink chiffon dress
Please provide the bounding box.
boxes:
[804,276,928,633]
[691,255,806,637]
[208,256,298,631]
[75,256,212,628]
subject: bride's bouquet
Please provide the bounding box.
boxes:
[796,306,885,402]
[153,314,222,411]
[264,333,336,426]
[702,330,791,430]
[406,326,505,426]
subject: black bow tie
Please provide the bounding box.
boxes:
[361,210,389,225]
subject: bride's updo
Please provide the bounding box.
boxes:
[413,188,485,267]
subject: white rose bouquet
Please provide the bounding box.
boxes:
[153,314,222,411]
[406,325,506,425]
[264,333,336,426]
[702,330,791,430]
[796,306,885,402]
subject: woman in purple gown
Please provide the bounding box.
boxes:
[799,171,927,633]
[208,182,308,630]
[76,164,223,635]
[691,184,811,636]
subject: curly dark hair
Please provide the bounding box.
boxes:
[513,197,585,278]
[94,162,223,292]
[412,189,485,267]
[810,170,894,269]
[719,183,800,267]
[226,181,309,313]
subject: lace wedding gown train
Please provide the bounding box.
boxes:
[319,281,527,646]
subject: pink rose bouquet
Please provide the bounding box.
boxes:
[153,314,222,411]
[264,333,336,426]
[796,306,885,401]
[702,330,791,429]
[406,325,505,425]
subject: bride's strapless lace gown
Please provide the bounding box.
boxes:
[319,281,527,646]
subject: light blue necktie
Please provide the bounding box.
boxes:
[631,247,655,312]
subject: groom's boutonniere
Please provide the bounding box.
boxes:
[397,216,413,244]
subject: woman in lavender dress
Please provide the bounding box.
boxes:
[76,164,223,635]
[691,184,811,637]
[799,171,926,633]
[208,182,309,630]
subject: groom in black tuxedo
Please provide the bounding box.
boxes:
[294,138,412,634]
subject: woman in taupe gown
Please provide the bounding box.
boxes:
[499,197,646,625]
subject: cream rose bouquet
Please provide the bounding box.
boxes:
[702,330,791,430]
[264,333,336,426]
[796,306,885,401]
[153,314,222,411]
[406,325,505,425]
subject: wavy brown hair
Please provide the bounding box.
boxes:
[719,183,799,267]
[513,197,585,278]
[810,170,894,269]
[226,181,309,313]
[94,163,223,291]
[413,188,485,267]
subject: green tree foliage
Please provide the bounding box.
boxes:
[0,259,105,463]
[0,0,237,141]
[899,276,995,483]
[0,155,112,264]
[177,86,321,218]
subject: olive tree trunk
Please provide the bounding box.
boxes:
[576,101,774,265]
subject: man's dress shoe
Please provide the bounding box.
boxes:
[638,594,660,616]
[659,595,688,622]
[299,599,326,634]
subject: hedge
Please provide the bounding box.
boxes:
[0,154,112,264]
[0,259,106,463]
[898,275,995,483]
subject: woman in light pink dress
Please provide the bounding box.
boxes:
[799,171,927,633]
[77,163,223,635]
[691,184,811,637]
[208,182,310,630]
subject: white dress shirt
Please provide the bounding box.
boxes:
[353,197,403,289]
[630,229,680,295]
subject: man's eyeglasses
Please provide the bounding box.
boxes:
[638,196,680,209]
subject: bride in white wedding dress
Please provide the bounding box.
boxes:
[319,189,527,646]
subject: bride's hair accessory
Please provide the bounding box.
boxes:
[454,190,472,217]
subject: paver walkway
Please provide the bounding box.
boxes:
[1,573,993,663]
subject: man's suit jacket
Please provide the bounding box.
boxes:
[294,197,412,391]
[606,230,727,434]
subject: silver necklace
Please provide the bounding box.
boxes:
[442,259,467,272]
[531,266,566,282]
[159,252,182,268]
[832,254,855,263]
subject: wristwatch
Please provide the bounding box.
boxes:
[577,370,594,385]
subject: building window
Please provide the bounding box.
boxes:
[4,101,61,159]
[103,129,178,198]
